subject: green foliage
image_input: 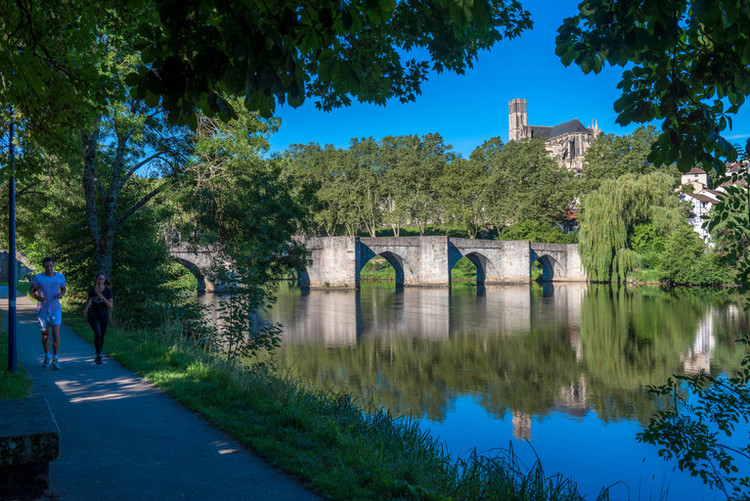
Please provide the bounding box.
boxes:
[556,0,750,172]
[578,172,683,282]
[3,1,532,130]
[658,225,731,286]
[581,125,667,192]
[629,223,664,269]
[707,167,750,298]
[125,0,532,124]
[497,221,576,244]
[637,339,750,500]
[110,204,187,329]
[179,111,308,363]
[0,1,110,143]
[452,257,477,281]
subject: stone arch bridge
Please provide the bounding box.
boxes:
[169,243,222,293]
[170,237,586,292]
[298,236,586,288]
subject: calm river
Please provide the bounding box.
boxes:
[200,282,750,500]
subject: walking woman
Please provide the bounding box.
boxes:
[84,272,114,364]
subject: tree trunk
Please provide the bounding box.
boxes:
[81,120,114,277]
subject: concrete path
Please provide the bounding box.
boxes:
[1,287,321,501]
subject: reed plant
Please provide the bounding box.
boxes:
[62,311,609,501]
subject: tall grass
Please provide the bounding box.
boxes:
[62,311,609,501]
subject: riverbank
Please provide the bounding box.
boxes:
[57,309,608,500]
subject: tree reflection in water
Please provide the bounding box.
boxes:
[206,282,750,498]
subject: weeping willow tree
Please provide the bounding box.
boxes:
[579,172,684,281]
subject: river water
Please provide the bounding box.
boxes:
[200,282,750,500]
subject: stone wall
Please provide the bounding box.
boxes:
[0,252,33,282]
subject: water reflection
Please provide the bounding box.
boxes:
[199,283,750,499]
[256,283,748,425]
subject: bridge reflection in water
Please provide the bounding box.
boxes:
[262,282,587,346]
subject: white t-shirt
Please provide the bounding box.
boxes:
[34,272,66,314]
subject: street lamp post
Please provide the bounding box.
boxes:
[7,108,16,373]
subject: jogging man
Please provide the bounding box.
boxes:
[30,257,66,370]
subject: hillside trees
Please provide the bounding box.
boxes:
[281,135,580,239]
[435,157,489,239]
[281,134,455,237]
[346,138,385,238]
[379,135,419,236]
[400,133,455,235]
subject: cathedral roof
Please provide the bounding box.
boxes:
[549,119,591,137]
[529,119,591,139]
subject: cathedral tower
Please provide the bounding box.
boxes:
[508,98,528,141]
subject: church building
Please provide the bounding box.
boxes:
[508,98,599,173]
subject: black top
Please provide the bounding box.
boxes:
[87,287,113,317]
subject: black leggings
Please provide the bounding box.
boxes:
[88,309,109,355]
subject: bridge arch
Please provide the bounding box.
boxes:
[359,245,414,287]
[531,254,563,282]
[169,243,225,293]
[172,257,208,294]
[450,251,500,286]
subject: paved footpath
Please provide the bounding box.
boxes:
[1,287,321,501]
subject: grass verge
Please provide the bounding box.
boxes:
[0,323,32,399]
[62,312,607,501]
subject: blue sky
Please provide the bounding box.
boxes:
[268,0,750,159]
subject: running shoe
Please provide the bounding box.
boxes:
[51,359,60,371]
[95,354,102,365]
[42,355,51,368]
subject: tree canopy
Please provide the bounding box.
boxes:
[556,0,750,172]
[2,0,533,131]
[581,125,662,192]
